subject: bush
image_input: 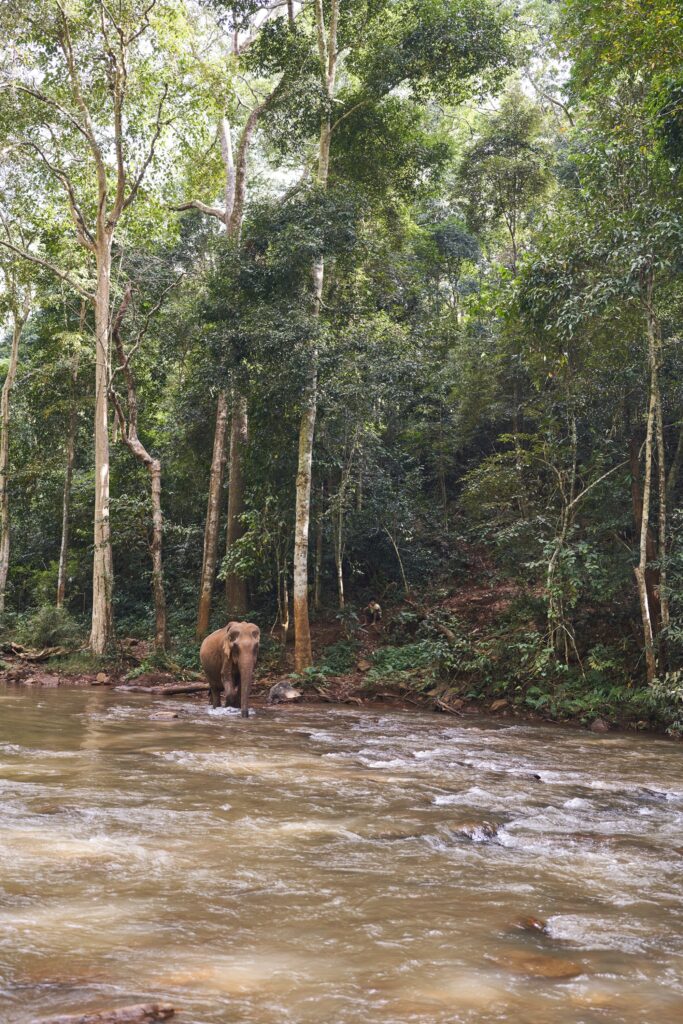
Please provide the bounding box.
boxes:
[319,640,359,674]
[365,640,444,690]
[17,606,84,649]
[649,671,683,736]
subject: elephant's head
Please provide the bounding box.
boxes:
[225,621,260,718]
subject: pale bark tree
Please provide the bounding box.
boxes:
[0,1,174,652]
[0,262,32,612]
[178,88,287,637]
[293,0,339,670]
[634,268,667,683]
[226,393,248,615]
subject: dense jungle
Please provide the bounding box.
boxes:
[2,6,683,1024]
[0,0,682,730]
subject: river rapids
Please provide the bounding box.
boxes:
[1,685,682,1023]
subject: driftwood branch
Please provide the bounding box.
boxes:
[117,682,208,695]
[2,642,69,661]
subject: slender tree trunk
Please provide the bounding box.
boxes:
[0,308,27,612]
[57,387,77,609]
[629,434,660,633]
[654,372,669,636]
[634,354,658,685]
[666,419,683,505]
[314,486,323,612]
[197,391,229,639]
[385,526,409,596]
[334,495,344,610]
[294,385,317,669]
[281,567,290,643]
[110,287,169,649]
[57,309,83,609]
[149,457,168,649]
[293,0,337,669]
[225,393,248,616]
[90,242,115,654]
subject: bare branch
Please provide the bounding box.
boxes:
[121,83,169,217]
[0,238,94,300]
[55,0,108,203]
[0,83,90,143]
[171,199,227,222]
[16,138,96,251]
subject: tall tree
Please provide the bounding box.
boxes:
[0,0,186,651]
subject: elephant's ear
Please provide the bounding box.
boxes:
[226,621,238,633]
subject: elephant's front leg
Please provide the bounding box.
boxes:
[221,656,239,709]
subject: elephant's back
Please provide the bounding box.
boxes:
[199,627,226,679]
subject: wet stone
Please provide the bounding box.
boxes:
[24,673,61,687]
[514,916,549,935]
[591,718,610,733]
[498,949,583,979]
[268,681,302,704]
[150,711,179,721]
[451,821,499,842]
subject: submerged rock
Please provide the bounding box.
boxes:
[150,711,179,721]
[24,673,60,687]
[498,949,582,979]
[451,821,499,842]
[268,680,302,704]
[590,718,610,733]
[514,916,549,935]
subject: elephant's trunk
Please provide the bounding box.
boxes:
[240,656,254,719]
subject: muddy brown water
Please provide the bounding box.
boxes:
[1,685,682,1023]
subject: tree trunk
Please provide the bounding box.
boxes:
[629,434,660,635]
[89,243,115,654]
[0,309,27,612]
[110,286,168,650]
[334,493,344,610]
[56,389,77,609]
[149,457,168,650]
[196,391,229,639]
[225,393,248,616]
[293,384,317,670]
[293,0,337,668]
[653,366,670,639]
[314,487,323,612]
[634,359,658,685]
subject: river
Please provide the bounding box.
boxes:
[1,684,682,1023]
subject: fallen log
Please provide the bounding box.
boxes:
[3,642,70,662]
[116,682,208,696]
[35,1002,175,1024]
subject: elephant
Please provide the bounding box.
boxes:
[199,621,260,717]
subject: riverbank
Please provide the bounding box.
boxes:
[0,652,675,740]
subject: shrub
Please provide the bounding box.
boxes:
[649,671,683,736]
[17,606,84,649]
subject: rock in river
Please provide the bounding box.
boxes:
[268,680,302,704]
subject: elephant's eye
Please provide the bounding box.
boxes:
[252,631,259,638]
[229,633,238,642]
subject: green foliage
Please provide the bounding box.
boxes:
[16,607,84,650]
[0,0,682,736]
[365,640,444,689]
[318,639,360,675]
[650,672,683,736]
